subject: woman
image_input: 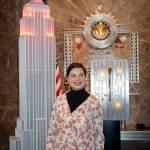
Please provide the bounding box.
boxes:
[46,63,104,150]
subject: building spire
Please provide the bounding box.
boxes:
[31,0,43,4]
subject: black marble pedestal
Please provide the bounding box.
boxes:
[103,121,121,150]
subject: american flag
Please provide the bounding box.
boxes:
[56,63,62,97]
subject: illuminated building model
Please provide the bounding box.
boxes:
[9,0,56,149]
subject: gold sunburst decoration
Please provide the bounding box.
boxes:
[91,21,110,40]
[83,1,119,49]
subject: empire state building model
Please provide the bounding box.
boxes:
[9,0,56,149]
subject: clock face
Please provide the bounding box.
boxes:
[84,14,118,49]
[91,21,110,40]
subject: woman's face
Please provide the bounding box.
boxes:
[67,68,86,91]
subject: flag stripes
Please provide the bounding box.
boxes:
[56,63,62,97]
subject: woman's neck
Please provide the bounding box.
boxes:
[66,88,90,113]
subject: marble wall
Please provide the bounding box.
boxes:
[0,0,149,149]
[49,0,150,129]
[0,0,23,149]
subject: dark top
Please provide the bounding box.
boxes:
[66,88,90,113]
